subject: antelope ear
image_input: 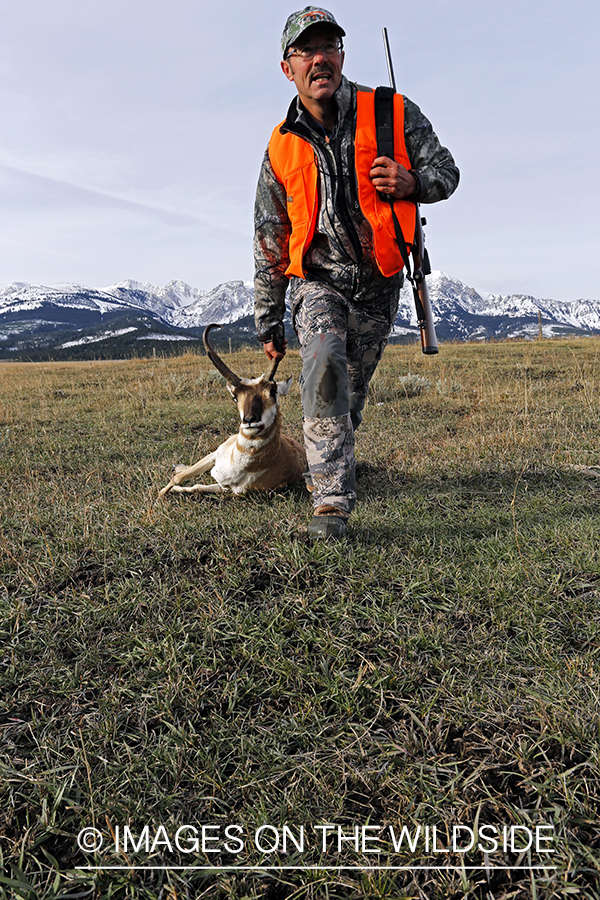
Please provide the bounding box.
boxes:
[227,384,237,399]
[276,375,293,397]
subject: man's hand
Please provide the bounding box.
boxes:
[263,339,288,361]
[370,156,417,200]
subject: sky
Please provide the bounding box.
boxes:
[0,0,598,301]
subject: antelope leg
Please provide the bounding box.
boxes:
[171,483,224,494]
[158,451,217,497]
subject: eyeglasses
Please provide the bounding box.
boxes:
[285,40,343,60]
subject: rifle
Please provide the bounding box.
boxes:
[382,27,438,355]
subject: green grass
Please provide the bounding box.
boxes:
[1,339,599,899]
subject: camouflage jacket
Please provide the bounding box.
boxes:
[253,75,460,344]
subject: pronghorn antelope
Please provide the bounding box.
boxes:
[158,324,307,498]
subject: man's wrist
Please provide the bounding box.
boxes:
[257,322,285,349]
[409,169,422,201]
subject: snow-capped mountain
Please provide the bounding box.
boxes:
[104,279,208,322]
[168,281,254,328]
[1,272,598,360]
[0,281,136,317]
[392,272,600,341]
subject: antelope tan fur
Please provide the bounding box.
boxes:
[158,324,307,498]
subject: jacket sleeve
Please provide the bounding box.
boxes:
[402,96,460,204]
[253,148,292,345]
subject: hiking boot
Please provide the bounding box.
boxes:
[307,505,349,540]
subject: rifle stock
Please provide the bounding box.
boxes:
[382,28,438,355]
[413,215,438,354]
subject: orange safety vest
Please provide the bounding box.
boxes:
[268,89,417,279]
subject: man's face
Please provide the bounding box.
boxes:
[281,25,344,107]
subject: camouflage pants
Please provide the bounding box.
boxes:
[291,278,400,515]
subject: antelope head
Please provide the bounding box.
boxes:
[203,324,292,438]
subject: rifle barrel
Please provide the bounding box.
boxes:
[382,28,397,93]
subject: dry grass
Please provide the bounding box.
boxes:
[1,338,599,899]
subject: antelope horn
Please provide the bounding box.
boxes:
[267,355,281,382]
[203,324,242,387]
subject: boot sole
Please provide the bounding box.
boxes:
[307,515,348,539]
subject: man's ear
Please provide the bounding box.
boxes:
[281,59,295,82]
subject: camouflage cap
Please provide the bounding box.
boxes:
[281,6,345,58]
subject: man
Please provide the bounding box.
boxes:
[253,6,459,539]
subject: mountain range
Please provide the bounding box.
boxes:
[1,273,598,360]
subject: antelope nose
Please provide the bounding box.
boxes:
[243,415,258,424]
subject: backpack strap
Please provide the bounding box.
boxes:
[374,86,395,159]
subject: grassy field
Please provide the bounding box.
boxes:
[1,338,599,900]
